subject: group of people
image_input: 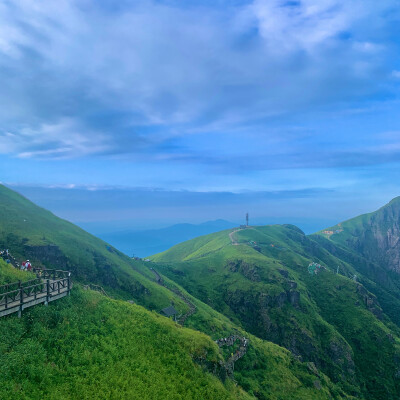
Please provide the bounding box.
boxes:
[0,249,33,271]
[0,249,11,264]
[20,260,33,271]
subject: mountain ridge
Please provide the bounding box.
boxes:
[151,199,400,399]
[0,184,344,399]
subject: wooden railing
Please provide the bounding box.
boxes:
[0,269,72,318]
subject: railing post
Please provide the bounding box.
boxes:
[18,281,23,318]
[67,274,71,295]
[45,279,50,306]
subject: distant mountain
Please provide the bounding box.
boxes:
[98,219,237,257]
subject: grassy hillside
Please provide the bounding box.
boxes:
[0,260,342,400]
[0,184,188,313]
[151,225,400,399]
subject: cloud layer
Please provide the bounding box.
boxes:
[0,0,399,164]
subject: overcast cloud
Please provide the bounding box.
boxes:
[0,0,398,160]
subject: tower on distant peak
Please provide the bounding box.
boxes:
[246,213,249,227]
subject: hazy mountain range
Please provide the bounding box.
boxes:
[96,219,237,257]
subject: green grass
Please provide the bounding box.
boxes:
[0,261,250,400]
[153,225,400,399]
[0,260,345,400]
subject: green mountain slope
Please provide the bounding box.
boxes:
[0,185,346,399]
[0,260,342,400]
[151,224,400,399]
[0,184,188,312]
[312,197,400,328]
[0,261,249,400]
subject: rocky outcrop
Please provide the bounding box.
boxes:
[227,260,261,282]
[356,283,383,320]
[348,201,400,274]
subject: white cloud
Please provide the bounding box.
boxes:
[0,118,110,158]
[0,0,397,159]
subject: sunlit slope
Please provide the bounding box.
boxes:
[151,229,232,262]
[0,261,343,400]
[151,225,400,399]
[0,185,187,311]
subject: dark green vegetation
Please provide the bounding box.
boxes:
[0,185,340,399]
[152,204,400,400]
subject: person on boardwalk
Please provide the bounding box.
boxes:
[27,261,32,271]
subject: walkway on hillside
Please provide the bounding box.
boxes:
[149,266,249,378]
[149,267,197,325]
[216,335,249,375]
[0,268,72,318]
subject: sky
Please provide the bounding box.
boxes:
[1,0,400,232]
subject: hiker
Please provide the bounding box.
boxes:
[27,261,32,271]
[21,261,26,270]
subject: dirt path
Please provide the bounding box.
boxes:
[229,229,240,245]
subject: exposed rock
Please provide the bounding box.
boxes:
[278,269,289,278]
[307,362,319,376]
[288,290,300,308]
[356,284,383,320]
[227,260,261,282]
[288,280,297,289]
[328,341,355,378]
[313,380,322,390]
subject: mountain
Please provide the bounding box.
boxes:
[0,185,192,312]
[151,219,400,399]
[312,197,400,327]
[97,219,237,257]
[0,185,343,399]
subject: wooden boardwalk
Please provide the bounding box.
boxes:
[0,269,72,318]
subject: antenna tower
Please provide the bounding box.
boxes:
[246,213,249,227]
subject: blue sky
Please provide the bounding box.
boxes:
[1,0,400,231]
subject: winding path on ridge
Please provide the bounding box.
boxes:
[148,266,250,375]
[229,229,240,245]
[149,267,197,325]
